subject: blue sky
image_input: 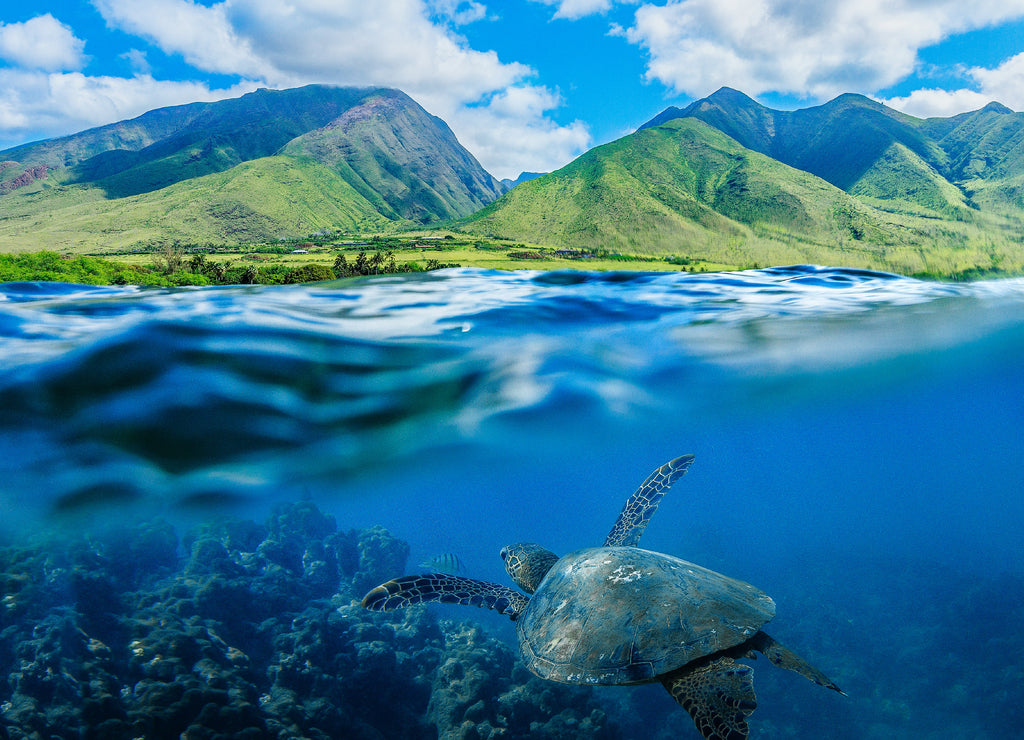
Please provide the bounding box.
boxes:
[2,1,1024,180]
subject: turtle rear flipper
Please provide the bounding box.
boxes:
[361,573,530,621]
[749,631,845,695]
[662,656,756,740]
[604,454,695,547]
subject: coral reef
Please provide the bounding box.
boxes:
[3,501,1022,739]
[0,502,613,739]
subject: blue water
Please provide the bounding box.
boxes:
[2,265,1024,738]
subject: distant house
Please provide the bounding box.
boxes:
[291,249,309,254]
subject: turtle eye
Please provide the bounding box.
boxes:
[499,547,508,561]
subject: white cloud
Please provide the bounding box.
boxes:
[84,0,588,178]
[554,0,614,19]
[884,52,1024,117]
[427,0,489,25]
[91,0,263,77]
[529,0,639,20]
[970,51,1024,110]
[450,85,591,176]
[883,88,993,119]
[0,14,87,72]
[0,68,255,150]
[120,49,152,76]
[623,0,1024,102]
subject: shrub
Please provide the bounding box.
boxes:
[284,263,336,283]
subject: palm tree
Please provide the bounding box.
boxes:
[333,254,350,277]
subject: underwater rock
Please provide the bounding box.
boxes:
[186,538,241,577]
[0,501,619,740]
[348,524,411,597]
[427,621,615,739]
[20,502,1024,739]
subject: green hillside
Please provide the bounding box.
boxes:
[644,87,1024,221]
[462,118,1024,276]
[919,102,1024,213]
[0,156,395,252]
[847,142,969,216]
[466,119,888,257]
[282,90,502,222]
[0,85,504,251]
[2,86,377,195]
[644,88,962,216]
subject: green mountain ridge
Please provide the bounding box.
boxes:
[2,84,1024,276]
[463,118,902,266]
[0,85,503,250]
[461,89,1024,275]
[281,91,501,222]
[642,89,953,210]
[642,87,1024,219]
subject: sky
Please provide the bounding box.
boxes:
[1,1,1024,180]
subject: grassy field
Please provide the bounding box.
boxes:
[3,220,1018,284]
[0,156,395,253]
[0,228,752,287]
[107,235,728,274]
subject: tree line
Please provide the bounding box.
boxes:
[0,249,460,287]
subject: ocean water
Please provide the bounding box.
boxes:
[1,265,1023,739]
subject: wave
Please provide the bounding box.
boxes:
[1,266,1022,523]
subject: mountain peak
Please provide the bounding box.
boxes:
[639,88,765,131]
[704,87,761,106]
[0,83,505,244]
[816,93,889,114]
[981,101,1014,115]
[638,106,686,130]
[830,92,877,104]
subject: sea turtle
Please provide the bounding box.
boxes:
[362,455,844,739]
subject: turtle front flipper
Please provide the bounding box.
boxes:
[361,574,530,621]
[749,631,846,695]
[604,454,695,547]
[662,656,756,740]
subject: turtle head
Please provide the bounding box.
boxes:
[500,543,559,594]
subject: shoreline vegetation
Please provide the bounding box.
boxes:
[0,231,737,288]
[0,230,1006,287]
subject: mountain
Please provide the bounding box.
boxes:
[3,84,1023,276]
[462,90,1024,276]
[463,117,899,265]
[641,88,967,216]
[0,85,504,250]
[918,102,1024,213]
[280,90,505,223]
[501,172,546,189]
[642,87,1024,218]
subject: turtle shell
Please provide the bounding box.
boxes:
[516,546,776,685]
